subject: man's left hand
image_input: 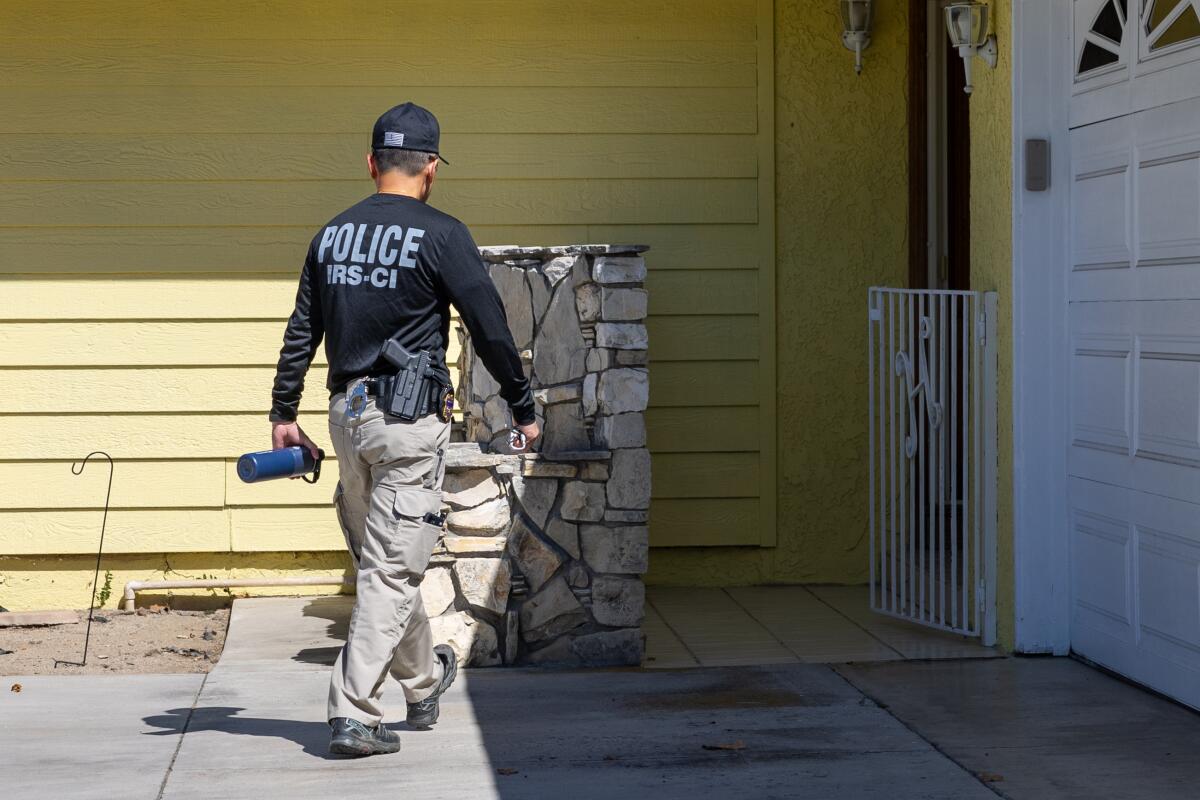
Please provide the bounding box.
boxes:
[516,420,540,447]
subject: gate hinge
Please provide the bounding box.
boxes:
[976,312,987,347]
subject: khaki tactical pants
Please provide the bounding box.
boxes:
[326,380,449,726]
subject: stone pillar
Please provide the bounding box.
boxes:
[426,245,649,668]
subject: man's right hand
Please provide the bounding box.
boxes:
[272,420,320,461]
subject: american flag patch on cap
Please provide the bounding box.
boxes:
[383,131,405,147]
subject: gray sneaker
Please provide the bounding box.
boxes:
[406,644,458,728]
[328,717,402,757]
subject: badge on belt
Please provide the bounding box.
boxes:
[346,382,369,420]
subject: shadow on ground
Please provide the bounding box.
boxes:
[144,706,341,760]
[291,595,351,666]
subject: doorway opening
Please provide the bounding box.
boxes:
[910,0,971,292]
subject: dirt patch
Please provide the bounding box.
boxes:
[0,607,229,675]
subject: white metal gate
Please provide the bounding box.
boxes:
[867,288,998,644]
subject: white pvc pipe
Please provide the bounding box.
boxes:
[121,576,354,611]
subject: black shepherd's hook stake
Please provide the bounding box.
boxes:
[54,451,114,669]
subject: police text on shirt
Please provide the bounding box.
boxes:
[317,222,425,288]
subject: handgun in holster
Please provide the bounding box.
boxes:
[377,336,443,421]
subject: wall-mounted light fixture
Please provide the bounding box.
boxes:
[840,0,874,75]
[944,1,997,95]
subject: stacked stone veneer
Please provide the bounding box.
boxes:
[421,245,651,668]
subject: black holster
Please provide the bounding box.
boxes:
[377,338,442,421]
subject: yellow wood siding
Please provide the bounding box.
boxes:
[0,0,774,556]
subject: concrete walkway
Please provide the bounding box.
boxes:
[645,585,1000,667]
[0,673,203,799]
[4,595,1200,799]
[838,658,1200,799]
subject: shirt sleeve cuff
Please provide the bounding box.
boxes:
[510,400,537,426]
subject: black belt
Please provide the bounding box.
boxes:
[359,376,388,396]
[359,376,449,419]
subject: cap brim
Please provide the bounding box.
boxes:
[437,153,450,165]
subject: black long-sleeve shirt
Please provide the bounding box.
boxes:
[269,193,535,425]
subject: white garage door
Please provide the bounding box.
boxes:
[1069,0,1200,706]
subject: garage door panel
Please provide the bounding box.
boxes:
[1069,444,1131,488]
[1139,527,1200,669]
[1073,163,1132,270]
[1136,141,1200,266]
[1131,305,1200,500]
[1071,335,1132,453]
[1133,106,1200,299]
[1070,479,1135,643]
[1129,262,1200,299]
[1069,302,1133,487]
[1135,488,1200,673]
[1136,341,1200,467]
[1069,300,1200,503]
[1129,458,1200,508]
[1071,119,1133,300]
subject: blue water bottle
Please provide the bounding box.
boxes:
[237,447,324,484]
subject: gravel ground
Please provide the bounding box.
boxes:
[0,607,229,675]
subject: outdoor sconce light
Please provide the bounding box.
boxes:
[944,1,998,95]
[840,0,874,75]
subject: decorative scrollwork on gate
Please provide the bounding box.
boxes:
[893,316,943,459]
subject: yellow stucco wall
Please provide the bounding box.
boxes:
[646,0,911,585]
[965,2,1015,649]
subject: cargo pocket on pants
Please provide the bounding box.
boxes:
[389,485,445,576]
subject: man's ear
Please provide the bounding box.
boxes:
[366,152,378,180]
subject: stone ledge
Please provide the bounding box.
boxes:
[478,244,649,262]
[445,442,612,470]
[532,449,611,462]
[445,444,518,470]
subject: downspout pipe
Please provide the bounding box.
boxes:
[120,576,354,611]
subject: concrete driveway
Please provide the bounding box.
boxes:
[3,596,1200,799]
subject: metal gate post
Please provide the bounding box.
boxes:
[868,291,880,612]
[981,291,999,646]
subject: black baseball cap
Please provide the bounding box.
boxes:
[371,102,449,164]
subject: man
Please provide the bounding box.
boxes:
[268,102,540,757]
